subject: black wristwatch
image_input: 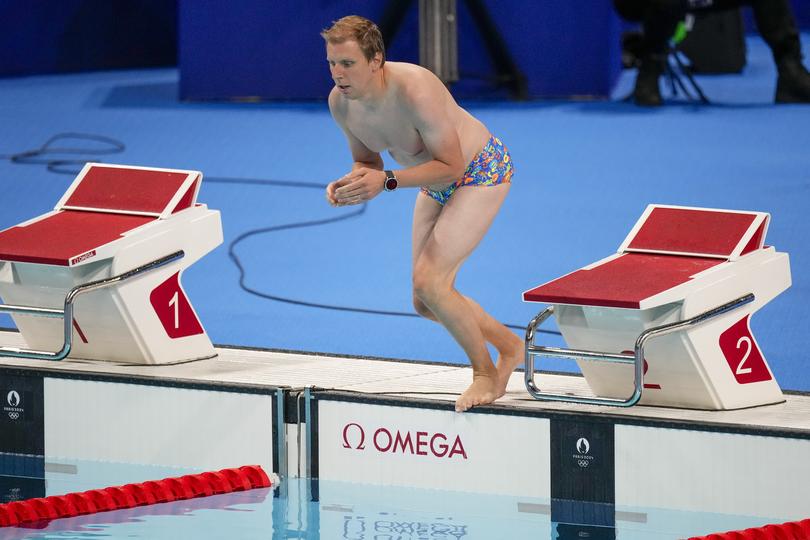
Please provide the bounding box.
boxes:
[383,169,398,192]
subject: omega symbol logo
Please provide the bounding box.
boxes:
[576,437,590,454]
[7,391,20,407]
[342,423,366,450]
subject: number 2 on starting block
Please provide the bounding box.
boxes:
[149,273,205,339]
[719,316,771,384]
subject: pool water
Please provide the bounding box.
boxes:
[0,457,789,539]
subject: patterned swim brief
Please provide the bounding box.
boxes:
[420,135,513,206]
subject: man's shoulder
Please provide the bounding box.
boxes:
[387,62,440,104]
[387,61,434,85]
[327,86,342,106]
[327,87,347,116]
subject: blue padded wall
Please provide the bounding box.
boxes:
[178,1,624,100]
[0,0,176,78]
[2,0,809,86]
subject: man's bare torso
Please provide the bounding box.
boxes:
[339,62,490,190]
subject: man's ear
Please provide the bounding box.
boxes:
[371,52,383,71]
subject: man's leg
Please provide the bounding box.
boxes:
[412,193,523,395]
[411,184,515,412]
[458,294,523,390]
[411,193,443,320]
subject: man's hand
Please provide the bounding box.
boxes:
[325,173,359,206]
[330,168,386,206]
[325,179,342,206]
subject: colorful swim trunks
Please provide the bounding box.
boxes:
[420,135,513,206]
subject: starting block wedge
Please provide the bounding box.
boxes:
[522,204,791,410]
[0,163,223,364]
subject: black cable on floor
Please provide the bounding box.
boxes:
[0,132,125,175]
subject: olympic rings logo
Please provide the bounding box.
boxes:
[8,412,19,420]
[577,459,590,468]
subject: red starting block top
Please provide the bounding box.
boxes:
[524,205,770,309]
[0,211,154,266]
[57,163,201,217]
[0,163,203,266]
[523,253,724,309]
[620,205,767,259]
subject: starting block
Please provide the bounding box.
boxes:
[523,204,791,410]
[0,163,223,364]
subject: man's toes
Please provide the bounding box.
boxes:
[455,397,469,412]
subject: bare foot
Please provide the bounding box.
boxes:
[494,335,525,397]
[455,374,500,412]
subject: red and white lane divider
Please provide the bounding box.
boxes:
[0,465,277,528]
[689,518,810,539]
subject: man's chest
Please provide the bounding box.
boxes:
[346,109,423,155]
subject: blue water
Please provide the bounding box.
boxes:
[0,458,792,539]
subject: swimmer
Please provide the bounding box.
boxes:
[322,15,522,412]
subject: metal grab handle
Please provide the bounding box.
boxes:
[524,293,756,407]
[0,250,185,361]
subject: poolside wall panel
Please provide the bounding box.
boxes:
[43,378,275,472]
[615,424,810,521]
[315,399,550,497]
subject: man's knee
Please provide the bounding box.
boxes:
[412,270,437,304]
[412,296,436,320]
[412,263,448,306]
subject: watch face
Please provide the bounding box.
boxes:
[385,177,398,191]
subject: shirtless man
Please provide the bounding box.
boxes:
[322,15,522,412]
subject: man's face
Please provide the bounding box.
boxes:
[326,40,379,99]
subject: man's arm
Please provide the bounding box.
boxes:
[328,88,384,171]
[326,88,384,205]
[390,76,467,188]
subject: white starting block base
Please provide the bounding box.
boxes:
[0,163,223,365]
[524,205,792,410]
